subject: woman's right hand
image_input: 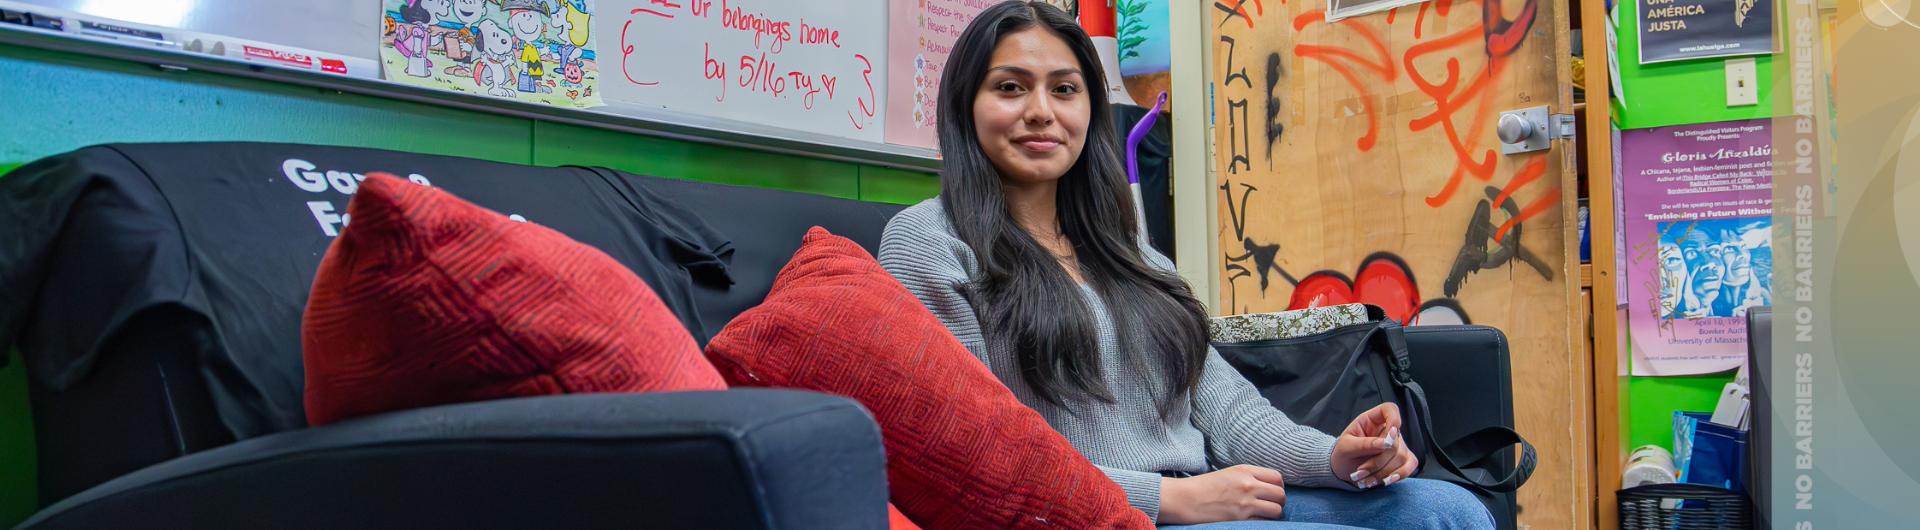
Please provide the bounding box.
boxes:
[1157,464,1288,525]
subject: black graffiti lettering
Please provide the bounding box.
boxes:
[1218,36,1251,89]
[1234,239,1294,291]
[1220,180,1255,310]
[1224,262,1252,311]
[1264,52,1284,165]
[1442,186,1555,297]
[1213,1,1248,28]
[1218,181,1297,310]
[1219,182,1268,287]
[1222,180,1257,241]
[1226,98,1251,174]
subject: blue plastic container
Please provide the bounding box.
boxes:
[1674,411,1749,494]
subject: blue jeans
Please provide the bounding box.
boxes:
[1159,478,1494,529]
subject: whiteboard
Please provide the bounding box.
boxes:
[6,0,929,161]
[597,0,888,143]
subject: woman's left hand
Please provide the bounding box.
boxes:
[1330,402,1419,489]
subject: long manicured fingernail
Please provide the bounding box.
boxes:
[1385,474,1401,487]
[1364,478,1380,489]
[1350,470,1367,483]
[1383,433,1395,450]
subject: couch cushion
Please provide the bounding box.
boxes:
[704,227,1151,530]
[303,174,725,425]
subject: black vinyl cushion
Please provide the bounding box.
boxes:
[19,390,889,530]
[1403,325,1520,530]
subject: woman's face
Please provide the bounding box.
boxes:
[1660,244,1687,277]
[1690,258,1724,298]
[1717,232,1753,287]
[972,27,1091,188]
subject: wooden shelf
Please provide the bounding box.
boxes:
[1581,263,1593,288]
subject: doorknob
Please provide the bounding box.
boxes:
[1498,113,1536,144]
[1496,105,1574,155]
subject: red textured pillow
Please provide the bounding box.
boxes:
[704,227,1152,530]
[888,504,921,530]
[303,173,724,426]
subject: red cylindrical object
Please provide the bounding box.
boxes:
[1079,0,1115,38]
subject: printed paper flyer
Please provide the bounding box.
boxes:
[1620,118,1773,376]
[884,0,989,150]
[381,0,604,108]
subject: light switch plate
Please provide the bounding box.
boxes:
[1726,57,1759,107]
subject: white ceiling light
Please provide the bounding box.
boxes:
[78,0,195,28]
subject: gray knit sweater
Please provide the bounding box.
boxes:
[876,199,1348,522]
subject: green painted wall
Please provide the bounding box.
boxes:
[0,43,938,526]
[1627,371,1730,451]
[1609,1,1778,130]
[0,351,34,525]
[1623,311,1735,452]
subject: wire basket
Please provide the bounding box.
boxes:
[1618,483,1751,530]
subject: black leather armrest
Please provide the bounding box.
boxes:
[1403,325,1516,447]
[20,390,888,530]
[1403,325,1519,530]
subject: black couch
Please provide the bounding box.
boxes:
[0,143,1524,529]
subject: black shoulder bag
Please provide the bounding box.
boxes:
[1210,305,1536,494]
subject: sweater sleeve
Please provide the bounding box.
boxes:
[1094,464,1166,521]
[876,202,988,359]
[1189,348,1353,489]
[1138,245,1357,491]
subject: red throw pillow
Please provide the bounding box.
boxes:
[303,173,724,426]
[704,227,1152,530]
[887,504,921,530]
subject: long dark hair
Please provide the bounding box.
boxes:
[937,1,1209,414]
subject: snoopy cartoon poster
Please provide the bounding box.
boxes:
[380,0,603,108]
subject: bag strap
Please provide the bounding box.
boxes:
[1357,305,1535,493]
[1399,377,1537,493]
[1364,310,1413,376]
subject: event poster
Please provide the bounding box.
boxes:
[1620,119,1773,376]
[1637,0,1773,64]
[381,0,604,108]
[885,0,989,150]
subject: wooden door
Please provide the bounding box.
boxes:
[1204,0,1588,527]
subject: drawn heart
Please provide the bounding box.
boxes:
[1288,253,1421,324]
